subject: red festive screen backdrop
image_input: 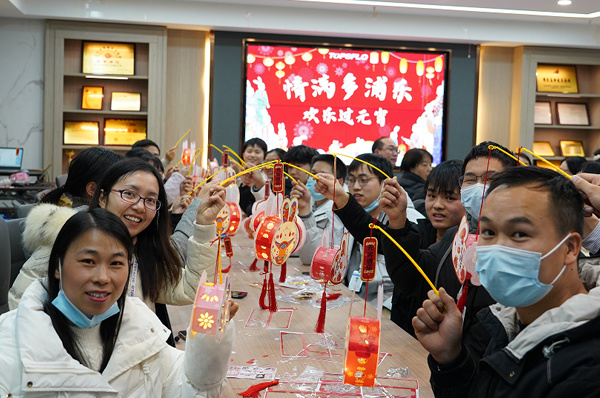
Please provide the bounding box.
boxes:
[243,42,448,166]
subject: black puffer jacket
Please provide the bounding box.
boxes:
[429,288,600,398]
[398,171,426,202]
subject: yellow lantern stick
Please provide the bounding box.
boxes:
[208,144,243,168]
[282,162,320,181]
[188,167,229,195]
[174,129,191,148]
[331,153,391,179]
[188,149,204,176]
[222,145,247,167]
[218,160,280,187]
[518,147,571,179]
[369,223,440,296]
[487,145,528,167]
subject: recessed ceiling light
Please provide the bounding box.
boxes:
[557,0,572,5]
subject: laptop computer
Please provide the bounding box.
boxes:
[0,147,24,175]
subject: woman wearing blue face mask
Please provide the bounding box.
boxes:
[291,154,347,265]
[0,208,236,396]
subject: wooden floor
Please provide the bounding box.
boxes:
[168,231,434,398]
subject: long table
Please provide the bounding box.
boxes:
[168,231,434,397]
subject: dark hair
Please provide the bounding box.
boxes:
[42,148,123,206]
[348,153,393,183]
[90,158,182,302]
[461,141,516,175]
[310,154,347,180]
[126,148,165,174]
[581,161,600,175]
[266,148,286,161]
[517,152,532,166]
[561,156,587,175]
[45,208,133,373]
[400,148,433,173]
[132,139,160,155]
[487,166,584,236]
[284,145,319,166]
[425,159,463,195]
[242,138,267,155]
[371,137,390,153]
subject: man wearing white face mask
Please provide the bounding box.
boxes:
[291,154,347,265]
[414,166,600,398]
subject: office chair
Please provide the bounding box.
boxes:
[0,217,11,314]
[6,218,27,288]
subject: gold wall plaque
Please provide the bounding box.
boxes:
[81,86,104,110]
[104,119,147,146]
[111,92,141,111]
[64,121,100,145]
[536,64,578,93]
[82,42,135,76]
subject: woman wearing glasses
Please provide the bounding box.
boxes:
[9,158,225,343]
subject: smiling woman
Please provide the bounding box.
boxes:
[0,208,235,396]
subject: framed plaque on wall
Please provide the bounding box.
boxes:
[82,42,135,75]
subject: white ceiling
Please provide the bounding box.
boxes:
[2,0,600,48]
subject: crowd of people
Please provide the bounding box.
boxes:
[3,135,600,396]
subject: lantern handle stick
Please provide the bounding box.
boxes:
[331,153,391,180]
[518,147,571,179]
[282,162,320,181]
[219,160,279,187]
[264,165,297,183]
[188,167,230,195]
[173,129,191,148]
[369,223,439,296]
[487,145,528,167]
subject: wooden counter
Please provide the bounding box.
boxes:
[168,231,433,397]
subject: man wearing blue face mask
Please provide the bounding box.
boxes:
[291,154,347,265]
[414,166,600,398]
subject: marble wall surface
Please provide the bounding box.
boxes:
[0,18,44,170]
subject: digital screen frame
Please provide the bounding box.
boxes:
[242,40,450,166]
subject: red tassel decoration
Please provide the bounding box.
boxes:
[249,258,259,271]
[263,260,269,273]
[259,275,268,309]
[222,259,232,273]
[268,272,277,313]
[279,261,287,283]
[315,283,328,333]
[238,380,279,397]
[456,277,470,314]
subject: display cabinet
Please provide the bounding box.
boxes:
[44,21,167,177]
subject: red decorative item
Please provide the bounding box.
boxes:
[238,380,279,398]
[361,237,378,282]
[181,147,192,167]
[272,162,284,193]
[254,198,298,266]
[221,150,229,167]
[344,316,381,387]
[224,236,233,257]
[309,232,350,284]
[226,202,242,235]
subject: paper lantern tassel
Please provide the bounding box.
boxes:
[315,284,327,333]
[268,272,277,313]
[456,276,470,314]
[249,258,259,271]
[238,380,279,398]
[279,261,287,283]
[259,275,268,310]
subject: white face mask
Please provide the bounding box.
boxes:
[461,183,486,219]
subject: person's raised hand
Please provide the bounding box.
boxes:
[290,180,312,216]
[166,146,177,163]
[572,173,600,217]
[195,183,227,225]
[180,176,194,197]
[380,177,408,229]
[412,288,463,365]
[315,173,349,209]
[228,300,239,320]
[165,166,179,181]
[172,195,192,214]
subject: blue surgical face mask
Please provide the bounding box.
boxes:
[461,183,486,219]
[306,178,325,201]
[475,234,571,307]
[52,261,120,328]
[363,198,379,213]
